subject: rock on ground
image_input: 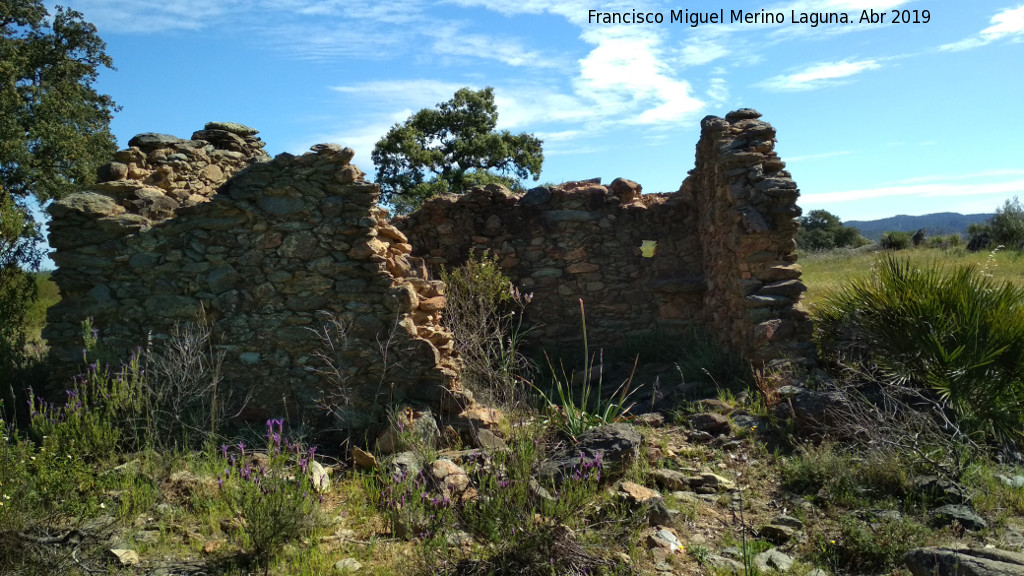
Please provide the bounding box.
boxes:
[905,546,1024,576]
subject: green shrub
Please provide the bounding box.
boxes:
[815,255,1024,444]
[28,351,147,458]
[365,420,635,574]
[879,231,911,250]
[0,194,42,404]
[796,209,869,251]
[816,513,930,573]
[672,328,750,391]
[219,419,322,565]
[439,250,532,409]
[927,234,963,249]
[990,196,1024,249]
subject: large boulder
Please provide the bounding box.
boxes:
[537,423,642,484]
[906,547,1024,576]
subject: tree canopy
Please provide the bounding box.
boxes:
[371,87,543,214]
[1,1,117,382]
[968,196,1024,251]
[796,209,868,251]
[1,1,119,203]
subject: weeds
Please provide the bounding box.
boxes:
[536,299,638,440]
[144,309,234,444]
[439,250,533,410]
[814,513,930,573]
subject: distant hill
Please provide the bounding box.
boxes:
[846,212,993,243]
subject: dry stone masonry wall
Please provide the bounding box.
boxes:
[689,109,815,365]
[45,109,815,426]
[46,126,466,425]
[397,179,706,351]
[399,109,815,366]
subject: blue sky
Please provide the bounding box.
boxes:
[58,0,1024,222]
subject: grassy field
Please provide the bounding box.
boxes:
[799,245,1024,310]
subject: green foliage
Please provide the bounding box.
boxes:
[439,250,532,408]
[815,514,930,574]
[796,210,868,251]
[219,420,323,566]
[988,196,1024,249]
[2,1,116,402]
[372,87,543,214]
[672,329,750,392]
[879,230,911,250]
[926,233,963,249]
[0,194,41,392]
[365,420,636,575]
[28,351,147,458]
[815,255,1024,444]
[536,300,638,440]
[0,2,118,203]
[780,442,912,508]
[966,197,1024,251]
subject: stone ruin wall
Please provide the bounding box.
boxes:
[397,179,706,352]
[399,108,815,366]
[44,109,815,426]
[690,110,814,365]
[45,123,467,426]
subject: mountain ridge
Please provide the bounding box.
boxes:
[845,212,992,242]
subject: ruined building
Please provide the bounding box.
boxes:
[44,110,814,425]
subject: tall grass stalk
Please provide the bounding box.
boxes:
[536,299,637,439]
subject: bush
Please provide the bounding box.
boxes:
[28,352,147,458]
[364,420,637,574]
[815,255,1024,444]
[990,196,1024,249]
[816,513,930,573]
[780,442,913,507]
[0,194,42,404]
[879,231,911,250]
[796,210,869,252]
[926,234,963,249]
[218,419,322,565]
[439,250,532,409]
[968,197,1024,251]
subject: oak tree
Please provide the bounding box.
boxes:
[796,209,867,251]
[0,1,118,380]
[372,87,543,214]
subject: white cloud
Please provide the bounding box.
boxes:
[802,179,1024,203]
[706,78,729,103]
[331,80,470,109]
[440,0,590,23]
[770,0,911,13]
[60,0,244,32]
[493,91,592,129]
[678,39,730,66]
[428,26,564,68]
[575,27,705,125]
[941,4,1024,51]
[758,58,881,91]
[892,169,1024,185]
